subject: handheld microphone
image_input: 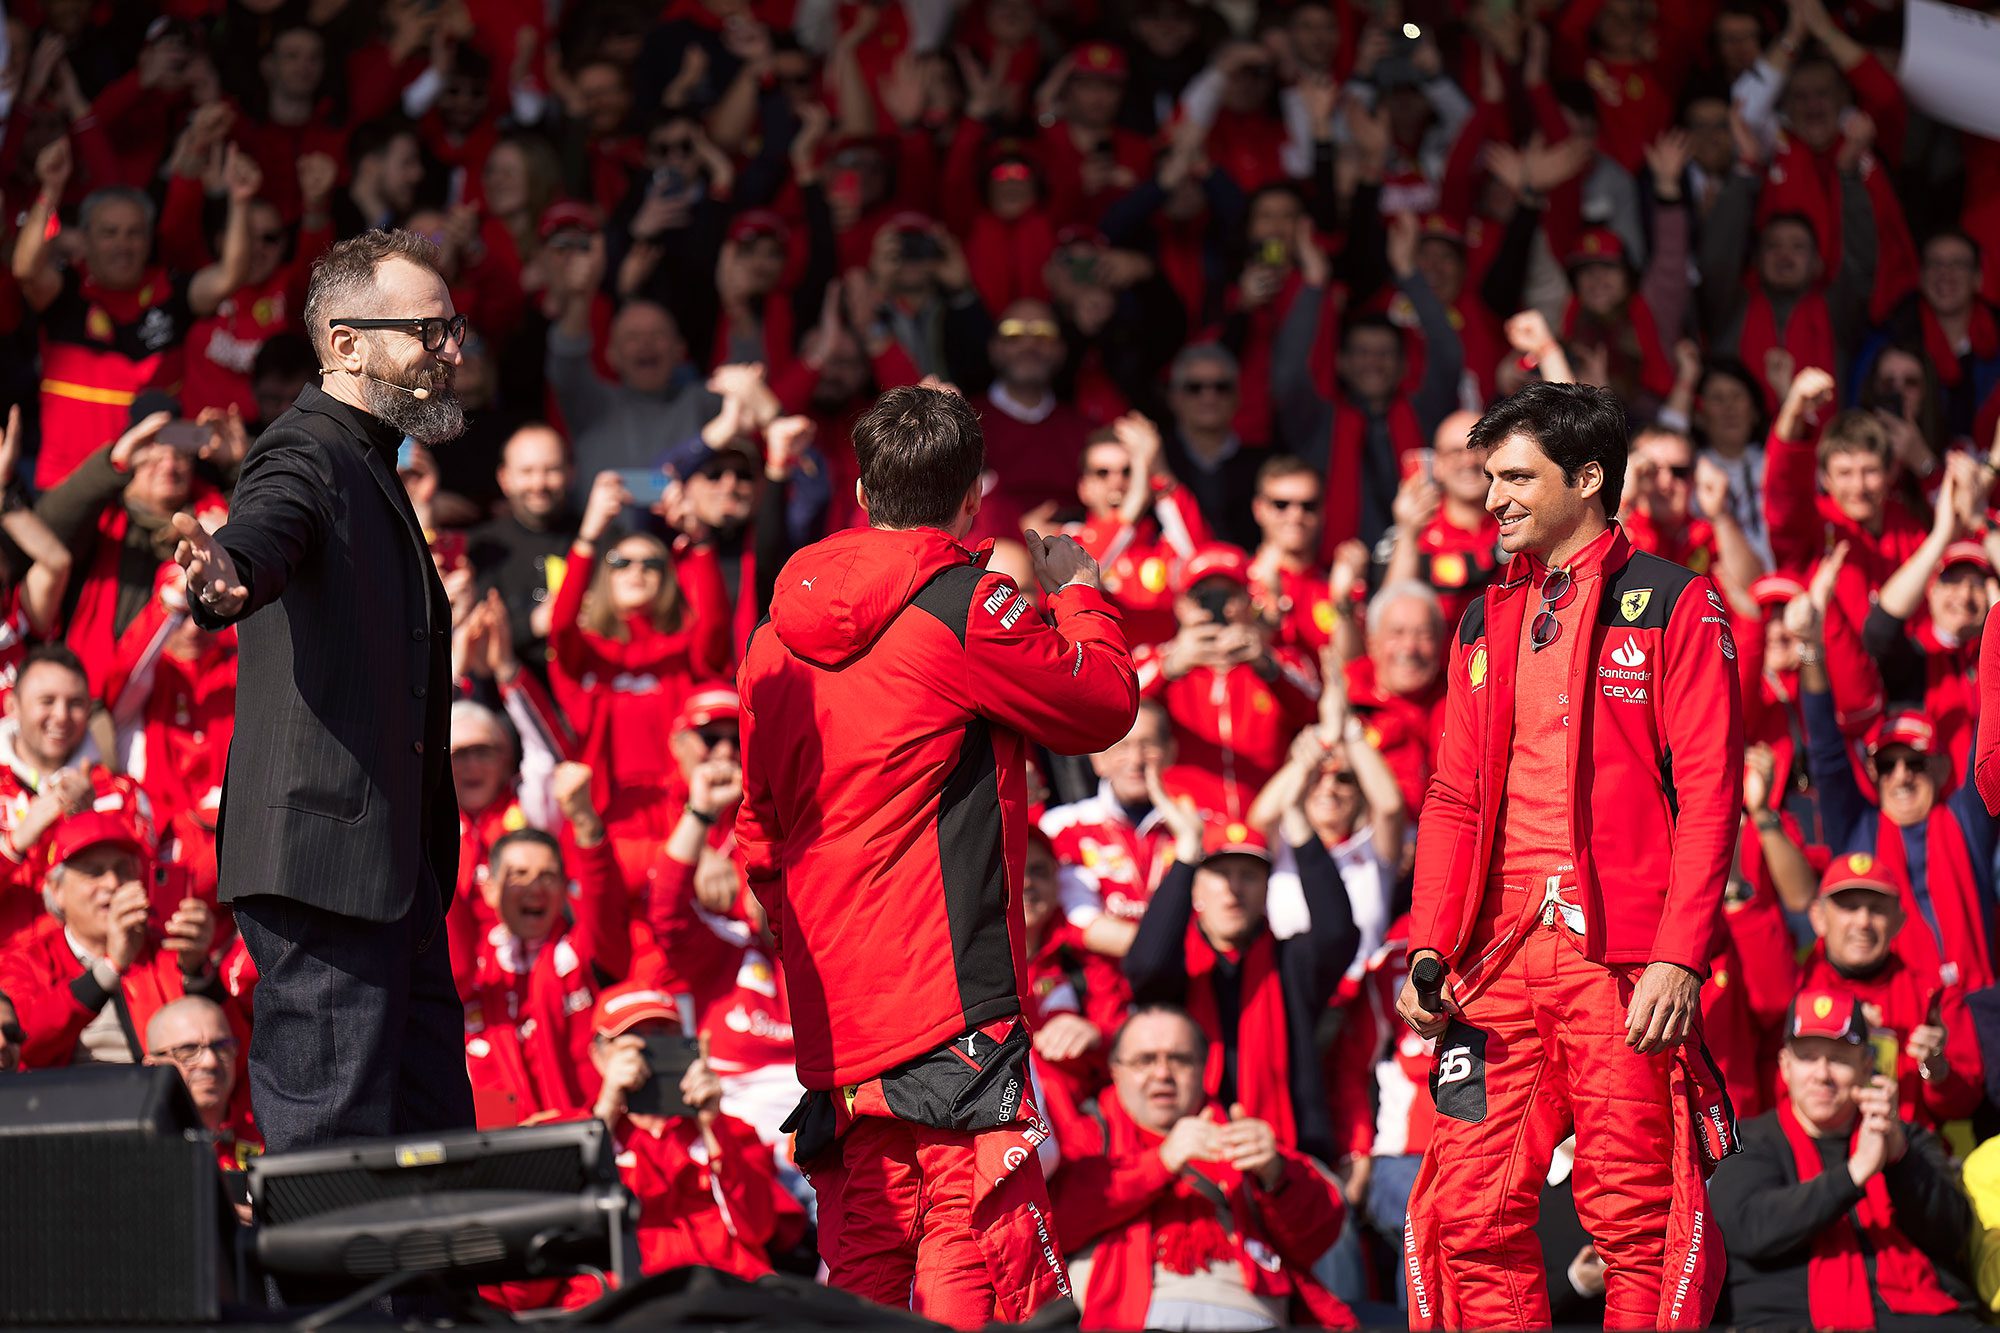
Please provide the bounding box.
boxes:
[1412,956,1447,1016]
[320,367,431,400]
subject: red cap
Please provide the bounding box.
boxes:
[1566,227,1627,270]
[592,983,682,1038]
[1869,709,1935,756]
[45,809,146,870]
[887,209,939,235]
[1418,213,1466,247]
[1938,540,1993,576]
[988,159,1036,185]
[672,687,740,735]
[1815,851,1900,901]
[1787,989,1870,1046]
[1054,223,1108,249]
[1070,41,1130,79]
[1201,818,1270,863]
[1177,544,1253,594]
[1749,573,1807,610]
[537,200,601,241]
[726,209,790,245]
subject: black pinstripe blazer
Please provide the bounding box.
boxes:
[192,386,457,923]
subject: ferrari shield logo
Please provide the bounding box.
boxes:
[1619,589,1652,622]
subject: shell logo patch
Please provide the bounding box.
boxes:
[1468,645,1488,690]
[1432,552,1468,587]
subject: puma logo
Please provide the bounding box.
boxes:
[801,576,818,591]
[960,1034,980,1059]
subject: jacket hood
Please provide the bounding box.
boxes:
[770,527,980,668]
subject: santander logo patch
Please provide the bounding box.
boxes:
[1610,636,1646,668]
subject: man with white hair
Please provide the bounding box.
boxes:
[1344,580,1446,815]
[0,808,218,1069]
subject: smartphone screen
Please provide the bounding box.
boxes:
[156,420,212,453]
[614,467,670,507]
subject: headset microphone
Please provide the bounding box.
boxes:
[320,367,431,400]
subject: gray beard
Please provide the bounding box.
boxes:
[359,375,467,447]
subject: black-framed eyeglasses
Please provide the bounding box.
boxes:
[149,1037,238,1066]
[1529,565,1573,652]
[1266,497,1321,514]
[605,553,667,573]
[329,314,469,353]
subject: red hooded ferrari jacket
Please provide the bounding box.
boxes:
[1412,526,1745,975]
[737,527,1139,1089]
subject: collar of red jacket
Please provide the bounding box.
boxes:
[1499,521,1629,591]
[770,526,985,668]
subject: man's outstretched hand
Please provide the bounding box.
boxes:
[171,511,247,619]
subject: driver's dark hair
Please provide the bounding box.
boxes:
[1108,1002,1210,1066]
[1467,382,1629,517]
[853,386,986,530]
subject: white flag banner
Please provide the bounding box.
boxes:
[1902,0,2000,140]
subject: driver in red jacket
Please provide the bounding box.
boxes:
[1396,383,1744,1331]
[737,384,1139,1327]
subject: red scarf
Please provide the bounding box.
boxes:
[1739,282,1838,413]
[1921,298,1999,390]
[1777,1099,1960,1330]
[1561,291,1676,400]
[1319,399,1422,560]
[1182,925,1295,1150]
[966,210,1055,316]
[1869,809,1996,990]
[1081,1096,1244,1331]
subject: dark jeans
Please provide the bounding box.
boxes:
[234,886,473,1153]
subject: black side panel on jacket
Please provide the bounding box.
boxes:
[912,562,985,646]
[935,718,1018,1028]
[1597,550,1699,629]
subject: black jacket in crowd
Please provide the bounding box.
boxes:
[1708,1108,1982,1332]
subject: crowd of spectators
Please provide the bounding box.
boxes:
[0,0,1997,1325]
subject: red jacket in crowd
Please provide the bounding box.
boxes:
[0,915,211,1070]
[1136,644,1320,824]
[1022,917,1129,1103]
[1040,787,1176,927]
[1796,945,1986,1131]
[1413,526,1744,975]
[1051,1096,1355,1330]
[1763,424,1928,631]
[646,853,795,1082]
[463,837,631,1118]
[0,765,152,948]
[737,526,1137,1089]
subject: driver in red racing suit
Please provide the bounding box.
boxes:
[736,386,1139,1327]
[1395,384,1744,1331]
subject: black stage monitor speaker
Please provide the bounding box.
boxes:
[0,1064,227,1324]
[250,1119,639,1295]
